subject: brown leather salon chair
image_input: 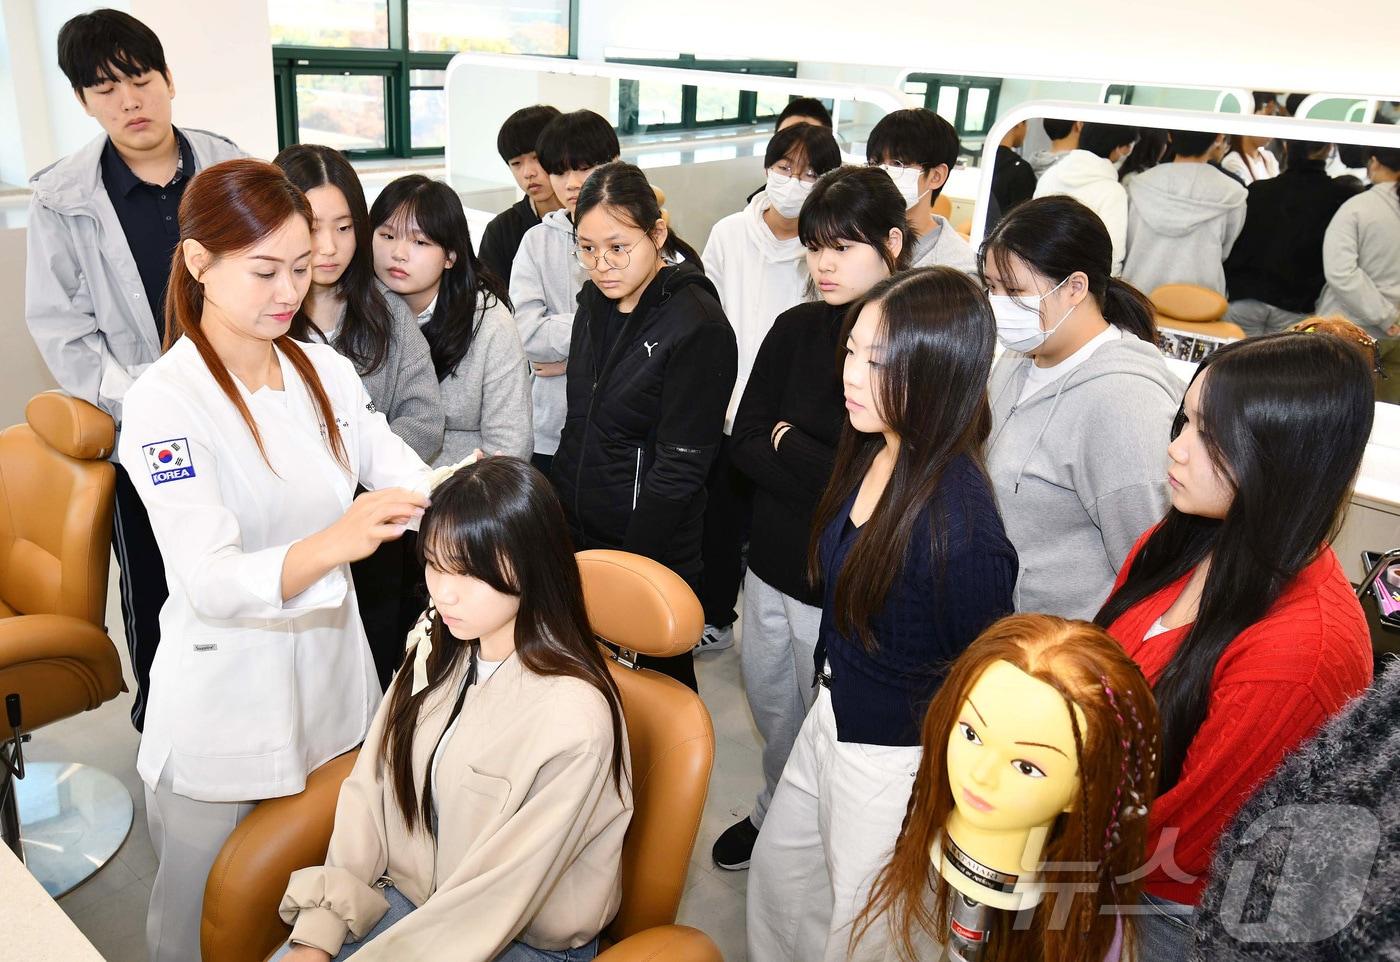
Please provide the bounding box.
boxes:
[1150,283,1247,341]
[202,549,723,962]
[0,392,128,896]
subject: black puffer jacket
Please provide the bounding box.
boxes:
[552,263,737,585]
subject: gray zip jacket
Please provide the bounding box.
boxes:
[987,330,1184,620]
[25,128,245,441]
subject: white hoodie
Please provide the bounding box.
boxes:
[1123,163,1247,296]
[1034,150,1129,274]
[510,209,587,456]
[702,192,811,432]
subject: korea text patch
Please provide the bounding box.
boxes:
[143,438,197,486]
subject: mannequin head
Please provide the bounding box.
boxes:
[855,614,1161,962]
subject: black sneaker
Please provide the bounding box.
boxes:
[712,815,760,870]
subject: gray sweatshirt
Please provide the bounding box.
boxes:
[987,330,1184,620]
[509,209,587,456]
[1123,163,1248,296]
[328,280,444,462]
[1316,181,1400,339]
[424,296,533,467]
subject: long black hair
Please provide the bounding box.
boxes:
[1096,333,1375,791]
[808,267,997,650]
[799,165,915,274]
[378,457,627,833]
[274,144,394,375]
[979,195,1156,343]
[574,161,703,271]
[369,175,511,381]
[1118,128,1168,181]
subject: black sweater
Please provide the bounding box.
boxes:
[477,197,541,287]
[992,145,1037,215]
[551,263,737,586]
[730,300,847,605]
[1224,163,1356,313]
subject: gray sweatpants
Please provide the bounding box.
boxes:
[1226,299,1308,337]
[741,571,822,826]
[145,762,257,962]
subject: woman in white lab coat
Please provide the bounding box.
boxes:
[116,158,434,962]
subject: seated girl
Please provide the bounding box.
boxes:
[275,456,632,962]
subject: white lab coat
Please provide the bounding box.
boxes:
[118,337,432,802]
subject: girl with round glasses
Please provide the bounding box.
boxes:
[549,161,737,691]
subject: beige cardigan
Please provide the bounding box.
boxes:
[279,652,632,959]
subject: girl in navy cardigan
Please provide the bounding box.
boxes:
[746,267,1017,962]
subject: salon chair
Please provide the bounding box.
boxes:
[202,549,723,962]
[1149,283,1247,341]
[0,392,128,896]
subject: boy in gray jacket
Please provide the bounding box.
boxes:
[509,110,619,473]
[24,9,244,730]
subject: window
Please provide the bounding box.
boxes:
[904,73,1002,142]
[269,0,575,159]
[612,55,798,135]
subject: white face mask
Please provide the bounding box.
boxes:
[765,170,812,219]
[989,275,1076,353]
[879,164,930,209]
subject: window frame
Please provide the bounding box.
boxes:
[905,72,1003,141]
[271,0,576,159]
[610,55,799,136]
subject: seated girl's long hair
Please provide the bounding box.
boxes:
[378,457,627,833]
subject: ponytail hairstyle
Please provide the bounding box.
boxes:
[854,614,1162,962]
[369,175,511,381]
[273,144,394,375]
[379,457,628,833]
[807,267,995,650]
[1096,333,1374,791]
[165,158,347,469]
[978,195,1156,343]
[573,161,704,272]
[799,165,915,275]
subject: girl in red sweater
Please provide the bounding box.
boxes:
[1095,332,1375,962]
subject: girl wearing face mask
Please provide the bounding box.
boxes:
[369,175,532,465]
[1095,333,1374,960]
[747,267,1016,962]
[983,195,1183,621]
[275,145,446,686]
[116,160,433,962]
[550,162,737,692]
[274,458,630,962]
[712,166,912,872]
[693,123,842,654]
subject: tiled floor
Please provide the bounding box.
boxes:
[32,568,760,961]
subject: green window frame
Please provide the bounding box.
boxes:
[904,72,1003,140]
[610,55,800,136]
[271,0,577,159]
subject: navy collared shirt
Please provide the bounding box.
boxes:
[100,128,196,340]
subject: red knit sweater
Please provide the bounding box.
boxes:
[1106,533,1372,906]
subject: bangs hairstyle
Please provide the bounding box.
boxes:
[777,96,833,128]
[379,457,628,833]
[574,161,703,270]
[1097,333,1375,791]
[866,108,961,178]
[536,110,621,176]
[57,8,168,92]
[808,267,997,651]
[497,104,562,162]
[763,123,842,176]
[798,165,914,275]
[274,144,394,375]
[165,159,347,470]
[855,614,1162,962]
[979,195,1156,343]
[369,175,511,381]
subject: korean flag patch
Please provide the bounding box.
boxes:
[143,438,197,486]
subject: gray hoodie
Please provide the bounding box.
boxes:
[509,208,587,456]
[24,128,245,436]
[1316,181,1400,339]
[1123,163,1247,296]
[910,214,978,274]
[987,330,1184,620]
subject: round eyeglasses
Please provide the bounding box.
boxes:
[574,238,647,272]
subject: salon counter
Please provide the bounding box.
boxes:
[0,845,104,962]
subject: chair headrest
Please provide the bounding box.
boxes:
[26,393,116,460]
[577,550,702,659]
[1149,284,1229,324]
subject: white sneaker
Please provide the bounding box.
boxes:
[694,623,734,653]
